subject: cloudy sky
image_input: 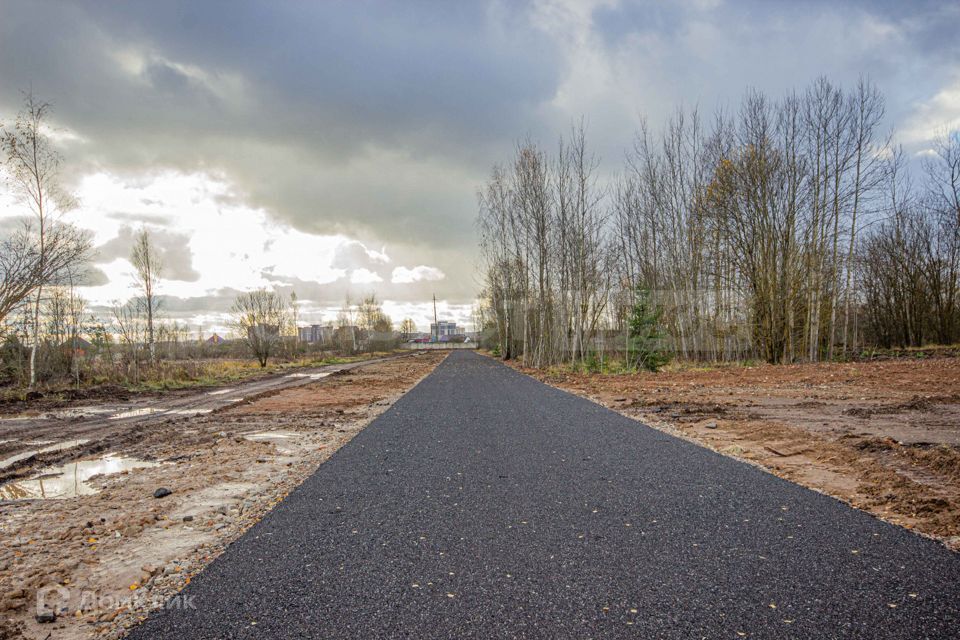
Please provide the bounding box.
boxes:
[1,0,958,334]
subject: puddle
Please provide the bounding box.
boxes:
[0,413,47,422]
[168,409,213,416]
[53,406,116,419]
[207,388,235,396]
[285,372,335,380]
[109,407,159,420]
[0,439,90,469]
[0,453,159,500]
[244,431,302,442]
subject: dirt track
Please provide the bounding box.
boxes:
[519,356,960,550]
[0,352,445,639]
[0,353,413,485]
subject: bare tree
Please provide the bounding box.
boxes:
[478,124,612,366]
[290,290,300,346]
[921,130,960,344]
[476,77,957,367]
[112,300,145,384]
[0,224,44,324]
[399,318,416,340]
[2,92,89,386]
[232,289,288,367]
[130,228,162,362]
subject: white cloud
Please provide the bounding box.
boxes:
[349,268,383,284]
[902,72,960,146]
[391,265,445,284]
[41,170,389,305]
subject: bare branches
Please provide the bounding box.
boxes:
[478,125,611,366]
[2,92,90,385]
[0,222,43,323]
[477,77,960,367]
[231,289,288,367]
[130,228,162,361]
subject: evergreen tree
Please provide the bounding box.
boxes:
[627,289,670,372]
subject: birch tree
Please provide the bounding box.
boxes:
[130,228,161,363]
[2,92,90,386]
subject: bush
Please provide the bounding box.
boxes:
[626,289,670,372]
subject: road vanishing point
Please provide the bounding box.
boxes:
[129,351,960,639]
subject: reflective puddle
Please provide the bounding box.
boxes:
[285,372,335,380]
[0,454,159,500]
[168,409,213,416]
[109,407,159,420]
[0,439,91,470]
[52,406,116,419]
[244,431,302,442]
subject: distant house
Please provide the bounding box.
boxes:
[206,333,226,345]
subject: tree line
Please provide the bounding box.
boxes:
[477,77,960,367]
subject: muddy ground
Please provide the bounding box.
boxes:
[517,356,960,552]
[0,351,445,639]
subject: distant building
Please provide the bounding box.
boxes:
[430,321,459,341]
[206,333,226,345]
[298,324,334,344]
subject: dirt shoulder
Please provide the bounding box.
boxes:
[512,356,960,552]
[0,351,445,640]
[0,352,406,417]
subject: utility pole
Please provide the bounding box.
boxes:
[432,294,439,342]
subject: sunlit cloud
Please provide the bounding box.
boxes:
[391,265,445,284]
[902,72,960,146]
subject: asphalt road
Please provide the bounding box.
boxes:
[128,351,960,639]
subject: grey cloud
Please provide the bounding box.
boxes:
[93,226,200,282]
[2,0,957,318]
[155,291,239,315]
[143,60,192,94]
[0,1,561,252]
[80,266,110,287]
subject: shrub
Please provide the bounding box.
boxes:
[626,288,670,372]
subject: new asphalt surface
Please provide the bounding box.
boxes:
[128,351,960,639]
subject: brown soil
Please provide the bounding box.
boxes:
[0,352,445,639]
[515,356,960,551]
